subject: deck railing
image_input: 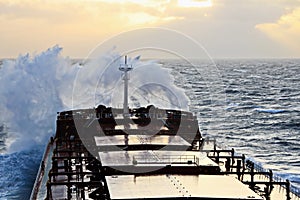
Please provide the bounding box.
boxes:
[132,154,199,165]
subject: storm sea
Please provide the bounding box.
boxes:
[0,47,299,199]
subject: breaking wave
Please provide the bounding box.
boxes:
[0,46,190,199]
[0,46,189,153]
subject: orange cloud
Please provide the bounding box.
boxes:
[177,0,212,8]
[0,0,213,58]
[256,7,300,54]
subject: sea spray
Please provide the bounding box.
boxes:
[0,48,300,198]
[0,46,191,198]
[0,46,72,152]
[72,52,189,110]
[0,46,189,153]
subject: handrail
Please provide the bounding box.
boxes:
[249,160,300,199]
[29,138,53,200]
[132,155,199,165]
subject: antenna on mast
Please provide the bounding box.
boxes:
[119,55,133,117]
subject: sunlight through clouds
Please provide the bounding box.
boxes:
[121,12,161,26]
[0,0,180,57]
[86,0,171,10]
[121,12,184,26]
[256,7,300,54]
[85,0,213,8]
[1,0,300,58]
[177,0,212,8]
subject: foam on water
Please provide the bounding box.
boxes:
[0,147,43,199]
[254,108,287,114]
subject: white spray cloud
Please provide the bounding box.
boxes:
[0,46,189,153]
[73,52,189,110]
[0,46,75,152]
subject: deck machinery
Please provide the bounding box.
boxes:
[31,105,298,200]
[31,56,299,200]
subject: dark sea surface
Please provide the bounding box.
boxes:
[0,58,300,199]
[166,59,300,192]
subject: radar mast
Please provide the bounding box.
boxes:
[119,55,133,117]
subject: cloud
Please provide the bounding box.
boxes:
[0,0,212,57]
[0,1,168,57]
[1,0,299,58]
[177,0,212,8]
[256,7,300,55]
[0,0,214,26]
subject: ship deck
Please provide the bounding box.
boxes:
[32,138,300,200]
[106,175,262,200]
[30,106,300,200]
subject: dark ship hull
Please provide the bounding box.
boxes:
[31,105,299,200]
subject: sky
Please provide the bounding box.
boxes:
[0,0,300,58]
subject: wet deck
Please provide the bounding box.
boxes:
[106,175,263,200]
[99,150,217,167]
[31,106,300,200]
[94,135,191,147]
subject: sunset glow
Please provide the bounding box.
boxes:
[256,7,300,54]
[177,0,212,8]
[0,0,299,58]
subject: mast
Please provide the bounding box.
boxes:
[119,55,133,116]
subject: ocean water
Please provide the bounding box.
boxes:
[166,58,300,192]
[0,49,299,199]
